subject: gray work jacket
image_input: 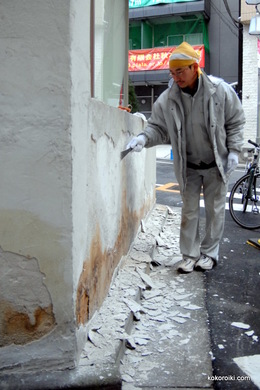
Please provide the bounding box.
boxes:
[142,72,245,193]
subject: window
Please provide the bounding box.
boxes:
[167,33,203,46]
[167,34,183,46]
[91,0,128,107]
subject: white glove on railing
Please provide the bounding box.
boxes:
[227,152,239,174]
[126,134,147,152]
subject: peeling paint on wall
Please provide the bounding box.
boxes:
[76,190,147,325]
[0,248,56,346]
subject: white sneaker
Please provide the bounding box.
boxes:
[177,258,196,273]
[195,255,214,271]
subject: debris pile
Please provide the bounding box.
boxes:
[78,204,212,388]
[79,205,175,368]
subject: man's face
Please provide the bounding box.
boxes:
[169,64,198,89]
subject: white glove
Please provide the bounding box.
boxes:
[126,134,147,152]
[227,152,239,174]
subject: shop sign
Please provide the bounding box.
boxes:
[129,45,205,72]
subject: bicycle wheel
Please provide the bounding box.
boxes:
[229,173,260,229]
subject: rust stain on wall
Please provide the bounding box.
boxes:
[0,302,56,347]
[76,190,149,325]
[0,247,57,347]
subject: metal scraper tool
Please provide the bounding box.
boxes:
[120,147,132,160]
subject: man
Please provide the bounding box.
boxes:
[127,42,245,273]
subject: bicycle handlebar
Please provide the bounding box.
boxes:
[248,139,259,148]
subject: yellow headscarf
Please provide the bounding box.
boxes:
[169,42,202,76]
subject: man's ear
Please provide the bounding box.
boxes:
[193,63,199,73]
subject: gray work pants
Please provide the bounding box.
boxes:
[180,167,228,263]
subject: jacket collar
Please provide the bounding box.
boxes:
[168,71,218,102]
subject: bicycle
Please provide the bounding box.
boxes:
[229,139,260,230]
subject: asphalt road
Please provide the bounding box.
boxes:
[156,158,260,390]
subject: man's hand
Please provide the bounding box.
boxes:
[126,134,147,152]
[227,152,239,174]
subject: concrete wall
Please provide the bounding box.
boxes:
[242,25,258,146]
[208,0,240,84]
[0,0,155,374]
[209,0,259,148]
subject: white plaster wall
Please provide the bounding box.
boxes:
[0,0,75,371]
[242,26,258,146]
[0,0,156,374]
[70,0,91,283]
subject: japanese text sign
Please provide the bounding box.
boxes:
[129,45,205,72]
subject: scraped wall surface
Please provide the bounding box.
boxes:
[0,0,155,375]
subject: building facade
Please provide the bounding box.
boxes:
[240,0,259,145]
[129,0,242,119]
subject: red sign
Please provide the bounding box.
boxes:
[129,45,205,72]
